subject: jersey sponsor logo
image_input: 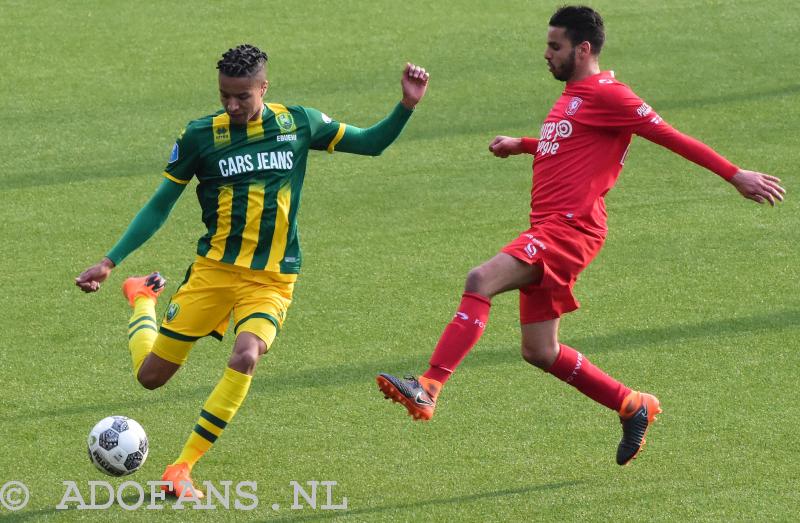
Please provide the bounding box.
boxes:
[257,150,294,171]
[555,120,572,138]
[321,113,332,124]
[636,103,652,117]
[218,151,294,177]
[650,115,663,125]
[537,119,573,156]
[565,96,583,116]
[168,143,179,163]
[275,112,296,133]
[277,134,297,142]
[598,78,614,84]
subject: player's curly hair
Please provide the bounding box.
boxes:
[549,6,605,55]
[217,44,268,77]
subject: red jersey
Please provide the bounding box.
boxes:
[521,70,739,235]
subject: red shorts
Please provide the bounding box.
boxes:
[500,217,604,324]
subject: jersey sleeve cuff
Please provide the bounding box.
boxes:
[720,164,739,182]
[520,137,539,155]
[104,251,123,267]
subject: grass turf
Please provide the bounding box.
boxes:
[0,0,797,521]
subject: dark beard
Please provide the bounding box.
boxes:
[551,48,576,81]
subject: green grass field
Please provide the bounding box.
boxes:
[1,1,797,521]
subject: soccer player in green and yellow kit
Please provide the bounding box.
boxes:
[76,44,430,498]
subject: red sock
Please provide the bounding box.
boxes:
[547,344,631,411]
[423,292,491,384]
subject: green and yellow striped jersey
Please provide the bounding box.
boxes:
[164,103,345,274]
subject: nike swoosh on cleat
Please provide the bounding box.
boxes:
[414,391,434,406]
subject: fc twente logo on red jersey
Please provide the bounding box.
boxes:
[565,97,583,116]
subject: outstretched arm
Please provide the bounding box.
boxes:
[636,122,785,205]
[75,178,186,293]
[488,136,539,157]
[334,104,413,156]
[334,63,430,156]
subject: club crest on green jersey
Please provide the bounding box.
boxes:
[165,302,180,323]
[275,112,296,133]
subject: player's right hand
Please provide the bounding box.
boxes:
[75,258,115,293]
[489,136,523,158]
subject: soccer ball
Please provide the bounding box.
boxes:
[87,416,149,476]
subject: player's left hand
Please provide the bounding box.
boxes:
[729,169,786,206]
[75,257,115,293]
[400,63,429,110]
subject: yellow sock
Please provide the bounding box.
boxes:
[174,367,252,470]
[127,297,158,378]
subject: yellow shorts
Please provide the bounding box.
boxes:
[158,256,296,347]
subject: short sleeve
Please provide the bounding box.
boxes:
[163,124,201,184]
[584,82,664,134]
[304,107,346,153]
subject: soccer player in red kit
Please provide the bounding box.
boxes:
[376,6,785,465]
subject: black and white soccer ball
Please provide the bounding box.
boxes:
[87,416,149,476]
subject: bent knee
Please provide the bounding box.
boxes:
[465,265,489,292]
[521,342,559,369]
[228,349,261,375]
[136,371,168,390]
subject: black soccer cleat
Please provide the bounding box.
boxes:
[376,373,437,421]
[616,391,662,465]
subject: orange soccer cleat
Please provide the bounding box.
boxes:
[122,272,166,306]
[616,391,662,465]
[376,373,440,421]
[161,462,205,500]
